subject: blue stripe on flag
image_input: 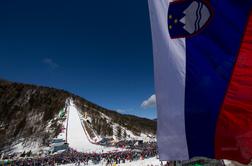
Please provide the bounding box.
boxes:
[185,0,252,158]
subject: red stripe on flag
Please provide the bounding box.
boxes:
[215,11,252,164]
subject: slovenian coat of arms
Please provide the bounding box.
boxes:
[168,0,213,38]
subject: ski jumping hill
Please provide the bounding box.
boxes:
[0,80,156,155]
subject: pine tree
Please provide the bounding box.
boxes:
[123,130,127,139]
[117,126,121,139]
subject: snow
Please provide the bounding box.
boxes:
[5,97,156,160]
[11,141,39,153]
[79,113,102,143]
[59,157,161,166]
[99,112,156,142]
[56,112,68,141]
[67,101,88,151]
[9,140,47,155]
[97,112,156,142]
[7,99,69,155]
[67,100,124,153]
[111,123,155,142]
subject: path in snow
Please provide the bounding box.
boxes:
[67,101,124,153]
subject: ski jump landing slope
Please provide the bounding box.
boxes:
[66,100,123,153]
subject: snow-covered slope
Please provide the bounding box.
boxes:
[0,80,156,155]
[66,100,124,153]
[80,112,156,144]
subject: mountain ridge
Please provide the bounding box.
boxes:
[0,80,156,154]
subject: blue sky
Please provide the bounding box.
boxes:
[0,0,156,119]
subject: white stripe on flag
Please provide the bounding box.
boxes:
[148,0,189,160]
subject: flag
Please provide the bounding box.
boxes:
[148,0,252,164]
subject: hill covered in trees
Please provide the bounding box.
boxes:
[0,79,156,154]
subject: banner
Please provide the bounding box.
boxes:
[148,0,252,163]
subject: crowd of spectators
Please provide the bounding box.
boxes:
[1,143,157,166]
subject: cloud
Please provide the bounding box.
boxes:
[141,94,156,109]
[43,58,59,69]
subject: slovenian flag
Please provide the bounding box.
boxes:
[148,0,252,164]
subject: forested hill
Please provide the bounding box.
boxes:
[0,80,156,154]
